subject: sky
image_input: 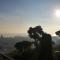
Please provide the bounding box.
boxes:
[0,0,60,35]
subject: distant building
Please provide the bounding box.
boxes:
[0,34,4,39]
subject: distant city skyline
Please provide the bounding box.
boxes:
[0,0,60,35]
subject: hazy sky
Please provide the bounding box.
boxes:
[0,0,60,35]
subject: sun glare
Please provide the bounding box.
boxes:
[52,34,56,36]
[54,9,60,18]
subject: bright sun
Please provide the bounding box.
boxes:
[54,9,60,18]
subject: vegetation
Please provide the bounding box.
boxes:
[1,26,60,60]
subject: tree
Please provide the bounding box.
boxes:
[27,25,43,48]
[14,41,34,60]
[15,41,32,52]
[28,25,54,60]
[55,30,60,36]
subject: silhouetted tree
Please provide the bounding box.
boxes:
[14,41,34,60]
[55,30,60,36]
[55,30,60,60]
[15,41,32,52]
[28,26,42,48]
[28,25,54,60]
